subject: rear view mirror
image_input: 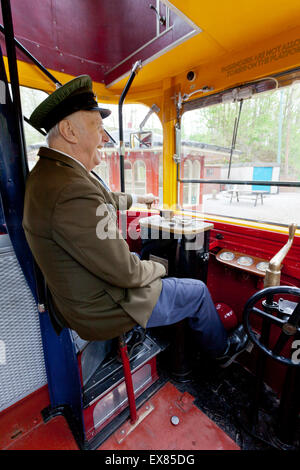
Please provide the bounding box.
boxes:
[130,131,153,149]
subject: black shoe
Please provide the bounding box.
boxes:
[216,325,251,368]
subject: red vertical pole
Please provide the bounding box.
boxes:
[118,335,138,424]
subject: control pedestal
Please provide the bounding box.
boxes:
[139,214,214,380]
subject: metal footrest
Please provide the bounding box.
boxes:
[83,334,161,407]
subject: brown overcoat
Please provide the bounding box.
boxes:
[23,147,165,340]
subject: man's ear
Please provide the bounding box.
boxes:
[58,119,78,144]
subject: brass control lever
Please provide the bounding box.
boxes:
[264,223,297,288]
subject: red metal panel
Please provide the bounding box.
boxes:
[0,0,194,84]
[0,385,49,449]
[104,5,194,84]
[207,220,300,393]
[5,415,78,450]
[0,384,78,450]
[83,357,158,442]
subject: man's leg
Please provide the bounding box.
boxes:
[147,277,228,358]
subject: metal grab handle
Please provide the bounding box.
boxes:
[264,223,297,288]
[119,60,142,192]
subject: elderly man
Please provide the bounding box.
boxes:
[23,75,249,367]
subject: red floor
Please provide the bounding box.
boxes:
[5,415,79,450]
[99,382,240,451]
[1,386,78,450]
[2,382,240,450]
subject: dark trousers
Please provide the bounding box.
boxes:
[147,278,228,358]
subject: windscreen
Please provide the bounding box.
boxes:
[180,80,300,227]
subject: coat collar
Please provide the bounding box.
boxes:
[38,146,89,178]
[37,146,113,199]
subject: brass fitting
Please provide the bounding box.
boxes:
[264,223,297,288]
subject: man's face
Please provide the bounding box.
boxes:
[76,111,109,171]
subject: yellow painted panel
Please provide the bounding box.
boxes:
[162,119,177,208]
[177,25,300,103]
[170,0,300,50]
[109,25,300,109]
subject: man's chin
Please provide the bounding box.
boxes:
[93,150,102,167]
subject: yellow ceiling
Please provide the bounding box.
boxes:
[171,0,300,50]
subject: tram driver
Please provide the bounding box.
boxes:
[23,75,249,368]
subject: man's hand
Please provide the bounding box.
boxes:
[137,193,159,208]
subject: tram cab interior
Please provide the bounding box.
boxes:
[0,0,300,451]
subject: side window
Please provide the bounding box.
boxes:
[20,86,48,170]
[181,157,202,207]
[180,81,300,227]
[182,159,192,206]
[191,160,200,205]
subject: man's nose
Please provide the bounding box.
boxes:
[103,129,110,142]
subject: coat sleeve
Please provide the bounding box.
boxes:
[110,191,133,210]
[52,179,166,288]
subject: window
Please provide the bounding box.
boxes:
[20,86,48,170]
[180,80,300,227]
[133,160,146,195]
[124,160,133,194]
[94,161,109,186]
[182,160,192,205]
[191,160,200,205]
[21,89,164,205]
[98,103,163,203]
[180,158,202,208]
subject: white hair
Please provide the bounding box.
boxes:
[46,122,60,146]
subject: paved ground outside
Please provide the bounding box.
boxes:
[202,191,300,227]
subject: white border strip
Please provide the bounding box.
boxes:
[161,0,202,32]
